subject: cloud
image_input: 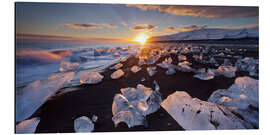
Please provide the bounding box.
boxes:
[130,24,157,31]
[62,23,103,29]
[62,23,118,29]
[126,4,258,18]
[165,25,207,32]
[121,22,128,26]
[216,24,258,29]
[102,23,118,28]
[16,33,128,43]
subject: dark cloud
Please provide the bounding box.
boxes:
[130,24,157,31]
[165,25,207,32]
[62,23,118,29]
[126,4,258,18]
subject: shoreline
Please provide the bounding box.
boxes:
[24,45,258,133]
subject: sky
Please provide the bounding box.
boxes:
[16,2,259,43]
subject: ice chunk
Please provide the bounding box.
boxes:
[161,91,253,130]
[177,61,193,72]
[59,60,79,72]
[157,57,173,69]
[74,116,94,132]
[112,84,162,128]
[223,59,232,66]
[153,80,160,91]
[138,57,146,66]
[207,68,220,76]
[147,66,157,76]
[217,66,237,78]
[193,73,214,80]
[119,57,127,63]
[94,48,106,56]
[111,69,125,79]
[131,65,142,73]
[208,76,259,128]
[92,115,98,123]
[141,77,146,82]
[110,63,123,70]
[16,117,40,134]
[178,55,187,62]
[16,72,75,122]
[209,57,217,64]
[145,55,160,65]
[80,71,104,84]
[166,68,176,75]
[114,52,120,57]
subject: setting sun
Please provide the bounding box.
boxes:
[134,33,148,44]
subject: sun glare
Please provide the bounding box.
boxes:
[134,34,148,44]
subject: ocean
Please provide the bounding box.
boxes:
[16,41,141,89]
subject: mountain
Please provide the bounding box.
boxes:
[149,27,258,42]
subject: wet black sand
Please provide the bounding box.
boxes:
[31,45,258,133]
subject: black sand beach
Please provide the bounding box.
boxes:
[30,45,258,133]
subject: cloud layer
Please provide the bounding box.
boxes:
[62,23,118,29]
[130,24,157,31]
[126,5,258,18]
[165,25,207,32]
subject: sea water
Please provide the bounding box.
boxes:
[16,42,140,89]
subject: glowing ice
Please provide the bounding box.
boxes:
[208,76,258,128]
[110,63,123,70]
[178,55,187,62]
[16,117,40,134]
[161,91,253,130]
[80,71,104,84]
[131,65,142,73]
[111,69,125,79]
[157,57,173,69]
[59,60,79,72]
[112,84,162,128]
[217,66,237,78]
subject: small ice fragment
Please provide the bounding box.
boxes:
[153,80,160,91]
[138,57,146,66]
[147,66,157,76]
[223,59,232,66]
[111,69,125,79]
[16,117,40,134]
[178,55,187,62]
[120,57,127,62]
[114,52,120,57]
[92,115,98,122]
[193,73,214,80]
[217,66,237,78]
[131,65,142,73]
[209,57,217,64]
[157,57,173,69]
[74,116,94,133]
[177,61,193,72]
[166,68,176,75]
[110,63,123,70]
[80,71,104,84]
[59,60,79,72]
[141,77,146,82]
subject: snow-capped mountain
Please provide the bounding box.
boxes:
[149,27,258,42]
